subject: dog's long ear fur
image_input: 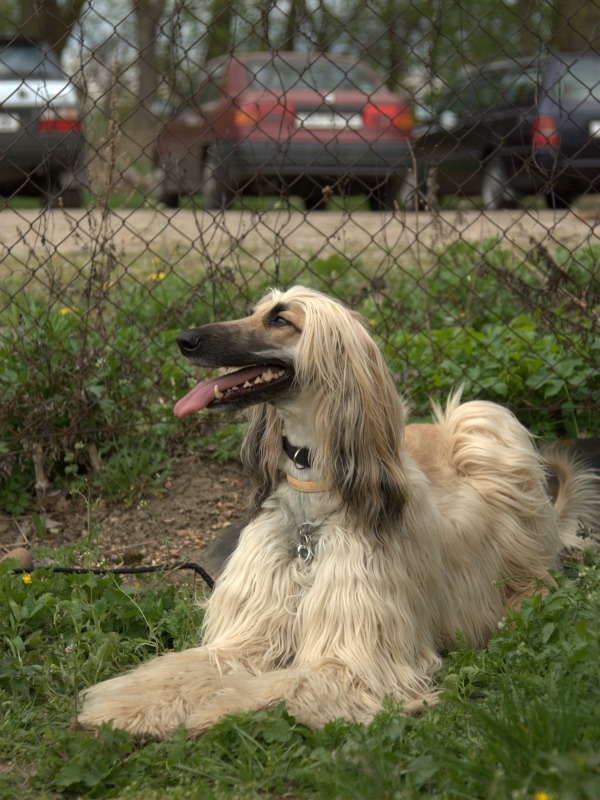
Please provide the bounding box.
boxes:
[240,289,410,538]
[240,402,283,518]
[295,293,410,540]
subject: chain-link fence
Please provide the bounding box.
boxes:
[1,0,600,513]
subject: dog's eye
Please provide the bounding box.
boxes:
[270,315,289,327]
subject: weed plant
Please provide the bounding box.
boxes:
[0,549,599,799]
[1,238,599,513]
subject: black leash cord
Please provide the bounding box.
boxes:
[9,562,215,591]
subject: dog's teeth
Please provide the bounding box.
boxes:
[263,369,274,382]
[213,384,224,400]
[243,381,252,388]
[254,376,263,384]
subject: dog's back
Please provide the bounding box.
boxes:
[405,395,599,561]
[543,449,599,548]
[404,394,598,630]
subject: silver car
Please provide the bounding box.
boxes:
[0,35,86,206]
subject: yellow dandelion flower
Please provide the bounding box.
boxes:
[148,271,166,281]
[534,792,553,800]
[22,573,32,584]
[58,307,76,315]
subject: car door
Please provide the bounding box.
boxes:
[157,59,228,194]
[468,64,538,187]
[491,64,539,190]
[414,75,487,198]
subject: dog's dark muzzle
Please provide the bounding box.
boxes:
[176,329,203,359]
[175,323,255,367]
[175,322,295,376]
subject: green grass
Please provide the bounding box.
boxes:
[1,548,599,799]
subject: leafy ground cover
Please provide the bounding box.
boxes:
[1,236,600,798]
[1,546,599,799]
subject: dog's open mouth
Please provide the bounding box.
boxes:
[174,365,293,418]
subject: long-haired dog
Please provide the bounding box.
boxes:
[79,286,598,738]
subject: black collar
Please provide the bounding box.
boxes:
[282,436,312,469]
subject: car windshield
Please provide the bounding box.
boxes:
[245,57,378,93]
[553,56,600,104]
[0,43,65,80]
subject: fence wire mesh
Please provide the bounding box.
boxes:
[1,0,599,512]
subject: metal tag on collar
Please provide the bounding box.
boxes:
[297,522,316,565]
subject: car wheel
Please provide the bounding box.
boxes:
[544,190,579,209]
[481,156,520,210]
[398,169,424,210]
[58,187,84,208]
[155,183,179,208]
[368,178,400,212]
[202,152,234,210]
[156,187,179,208]
[153,165,179,208]
[303,189,327,211]
[42,184,84,209]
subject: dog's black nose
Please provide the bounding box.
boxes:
[176,329,202,356]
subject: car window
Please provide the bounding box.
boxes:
[471,71,506,111]
[503,68,538,108]
[435,62,537,118]
[552,56,600,104]
[244,57,378,93]
[433,71,506,118]
[0,42,65,80]
[196,62,227,105]
[432,78,473,117]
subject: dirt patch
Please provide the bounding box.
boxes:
[2,440,599,578]
[0,455,249,576]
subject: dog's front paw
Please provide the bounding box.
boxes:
[78,674,188,739]
[77,648,230,739]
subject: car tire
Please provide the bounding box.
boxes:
[368,178,400,212]
[58,187,84,208]
[544,190,579,210]
[43,184,84,209]
[156,189,179,208]
[303,189,327,211]
[153,165,179,208]
[155,184,179,208]
[481,155,520,210]
[202,152,234,210]
[398,169,424,210]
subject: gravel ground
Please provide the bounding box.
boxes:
[2,207,600,271]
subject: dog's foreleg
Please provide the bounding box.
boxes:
[78,647,222,739]
[183,660,440,735]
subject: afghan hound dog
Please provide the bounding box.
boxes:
[79,285,598,739]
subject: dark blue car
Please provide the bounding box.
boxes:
[400,51,600,210]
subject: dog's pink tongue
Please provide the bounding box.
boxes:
[173,365,270,418]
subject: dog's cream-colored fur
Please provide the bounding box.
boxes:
[78,286,598,739]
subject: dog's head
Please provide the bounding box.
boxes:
[173,289,306,417]
[174,286,409,538]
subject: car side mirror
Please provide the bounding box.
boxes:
[150,100,175,119]
[413,103,434,123]
[438,110,459,130]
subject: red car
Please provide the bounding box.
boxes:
[153,51,413,211]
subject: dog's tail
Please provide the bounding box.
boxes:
[544,449,600,549]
